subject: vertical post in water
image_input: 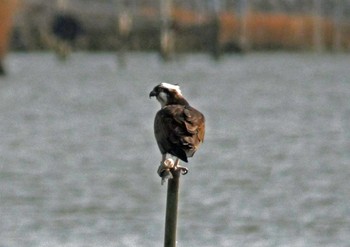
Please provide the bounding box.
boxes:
[116,0,132,67]
[332,0,343,52]
[209,0,221,60]
[238,0,250,52]
[0,60,5,76]
[312,0,324,52]
[164,169,180,247]
[160,0,174,61]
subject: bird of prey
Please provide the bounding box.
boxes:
[149,82,205,184]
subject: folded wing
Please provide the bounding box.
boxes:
[154,105,205,162]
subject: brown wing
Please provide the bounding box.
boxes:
[154,105,205,162]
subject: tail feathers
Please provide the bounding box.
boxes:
[170,148,188,163]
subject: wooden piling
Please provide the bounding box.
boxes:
[312,0,324,52]
[160,0,174,61]
[332,0,344,52]
[0,60,5,76]
[238,0,251,52]
[209,15,221,60]
[164,169,181,247]
[116,1,132,67]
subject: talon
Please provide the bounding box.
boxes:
[179,167,189,175]
[174,164,188,175]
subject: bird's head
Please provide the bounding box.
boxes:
[150,82,187,107]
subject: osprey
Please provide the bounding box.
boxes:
[149,82,205,184]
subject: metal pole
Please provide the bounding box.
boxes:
[164,169,180,247]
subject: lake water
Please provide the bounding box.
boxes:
[1,52,349,247]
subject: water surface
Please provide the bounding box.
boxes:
[1,52,349,246]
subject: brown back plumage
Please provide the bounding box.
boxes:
[154,104,205,162]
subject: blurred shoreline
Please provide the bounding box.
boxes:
[6,0,350,53]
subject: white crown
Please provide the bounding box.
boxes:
[160,82,182,95]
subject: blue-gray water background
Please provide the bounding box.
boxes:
[1,52,349,247]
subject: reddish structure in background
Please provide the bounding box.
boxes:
[0,0,19,74]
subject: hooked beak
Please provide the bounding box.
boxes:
[149,90,157,98]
